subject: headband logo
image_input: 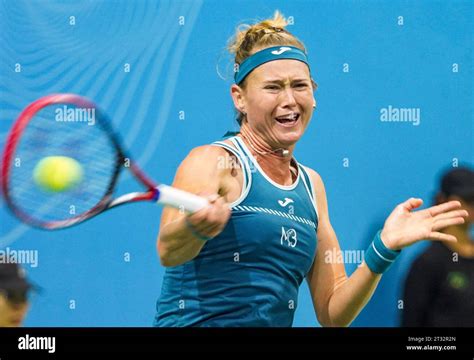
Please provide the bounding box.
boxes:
[271,46,292,55]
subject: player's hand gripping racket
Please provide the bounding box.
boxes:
[1,94,208,230]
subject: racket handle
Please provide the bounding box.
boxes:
[156,185,209,213]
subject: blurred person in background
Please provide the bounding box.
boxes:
[402,166,474,327]
[0,262,33,327]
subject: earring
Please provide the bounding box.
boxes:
[313,103,316,108]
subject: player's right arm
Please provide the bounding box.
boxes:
[157,145,231,267]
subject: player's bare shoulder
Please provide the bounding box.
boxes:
[217,140,244,203]
[179,145,227,179]
[304,167,323,189]
[176,142,243,203]
[303,166,328,220]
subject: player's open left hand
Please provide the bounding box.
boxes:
[380,198,469,250]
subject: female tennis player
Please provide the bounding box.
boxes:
[154,11,468,327]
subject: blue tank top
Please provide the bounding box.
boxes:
[154,136,318,327]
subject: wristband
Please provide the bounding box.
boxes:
[364,230,401,274]
[185,217,212,242]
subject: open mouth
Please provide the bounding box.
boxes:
[275,112,300,126]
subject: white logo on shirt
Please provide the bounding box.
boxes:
[281,227,297,248]
[271,46,292,55]
[278,198,294,207]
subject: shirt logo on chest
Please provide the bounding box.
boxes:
[278,198,294,207]
[278,198,295,215]
[281,227,297,248]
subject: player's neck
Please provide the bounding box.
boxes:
[443,224,474,258]
[238,127,296,185]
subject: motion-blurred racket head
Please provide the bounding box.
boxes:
[1,94,157,230]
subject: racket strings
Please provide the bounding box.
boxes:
[7,103,121,225]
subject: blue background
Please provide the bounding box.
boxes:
[0,0,472,326]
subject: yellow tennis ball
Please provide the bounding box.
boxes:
[33,156,83,192]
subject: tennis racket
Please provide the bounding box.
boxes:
[1,93,208,230]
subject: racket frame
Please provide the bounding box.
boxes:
[1,94,158,230]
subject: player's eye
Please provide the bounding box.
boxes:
[294,83,309,89]
[264,85,280,90]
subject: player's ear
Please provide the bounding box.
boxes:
[230,84,246,114]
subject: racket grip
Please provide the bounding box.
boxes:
[155,185,209,213]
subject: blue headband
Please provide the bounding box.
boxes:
[234,45,309,84]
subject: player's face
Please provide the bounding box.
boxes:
[0,291,29,327]
[240,60,315,147]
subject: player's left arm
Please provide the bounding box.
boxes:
[305,168,381,327]
[305,168,468,327]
